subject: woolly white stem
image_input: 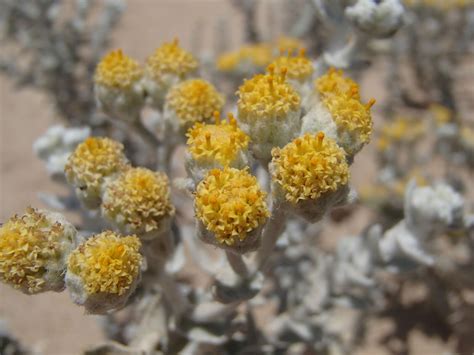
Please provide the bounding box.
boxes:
[226,251,250,278]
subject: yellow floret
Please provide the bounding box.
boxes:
[186,113,249,166]
[271,132,350,204]
[195,168,269,245]
[217,44,273,71]
[146,39,198,83]
[237,65,301,122]
[67,231,141,296]
[102,168,175,232]
[94,49,143,90]
[0,207,66,293]
[65,137,129,191]
[322,89,375,148]
[270,49,313,81]
[315,68,360,99]
[167,79,224,127]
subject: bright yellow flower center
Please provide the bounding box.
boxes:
[195,168,269,246]
[167,79,224,127]
[186,113,250,166]
[145,39,198,83]
[0,208,66,293]
[68,231,141,296]
[94,49,143,90]
[270,49,313,81]
[65,137,129,191]
[271,132,350,204]
[315,67,359,99]
[217,44,273,71]
[102,168,175,233]
[237,65,301,122]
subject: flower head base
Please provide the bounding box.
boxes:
[144,39,198,107]
[271,133,350,205]
[65,137,129,209]
[0,207,77,294]
[270,49,313,83]
[237,65,302,162]
[165,79,224,130]
[217,44,273,73]
[195,168,269,252]
[94,49,143,90]
[186,113,250,168]
[66,231,142,314]
[102,168,175,240]
[94,50,145,121]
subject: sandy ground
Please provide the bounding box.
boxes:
[0,1,467,354]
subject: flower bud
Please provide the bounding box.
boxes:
[216,44,273,75]
[66,231,142,314]
[237,65,302,163]
[164,79,224,135]
[64,137,130,209]
[345,0,404,38]
[101,167,175,240]
[94,49,145,121]
[144,39,198,109]
[0,207,77,294]
[194,168,269,254]
[302,68,375,157]
[185,112,251,183]
[270,132,350,222]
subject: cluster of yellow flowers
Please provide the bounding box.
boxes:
[195,168,269,246]
[237,64,301,122]
[67,231,142,296]
[95,49,143,90]
[186,113,249,167]
[314,69,375,153]
[0,207,76,294]
[102,168,175,235]
[166,79,224,128]
[271,132,350,204]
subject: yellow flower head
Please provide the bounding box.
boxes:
[323,88,375,150]
[94,49,143,90]
[102,168,175,233]
[186,113,250,166]
[65,137,129,192]
[195,168,269,246]
[67,231,141,296]
[237,64,301,122]
[460,125,474,149]
[146,39,198,83]
[0,207,72,293]
[315,68,359,99]
[217,44,273,72]
[166,79,224,127]
[270,48,313,82]
[275,36,306,54]
[271,132,350,204]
